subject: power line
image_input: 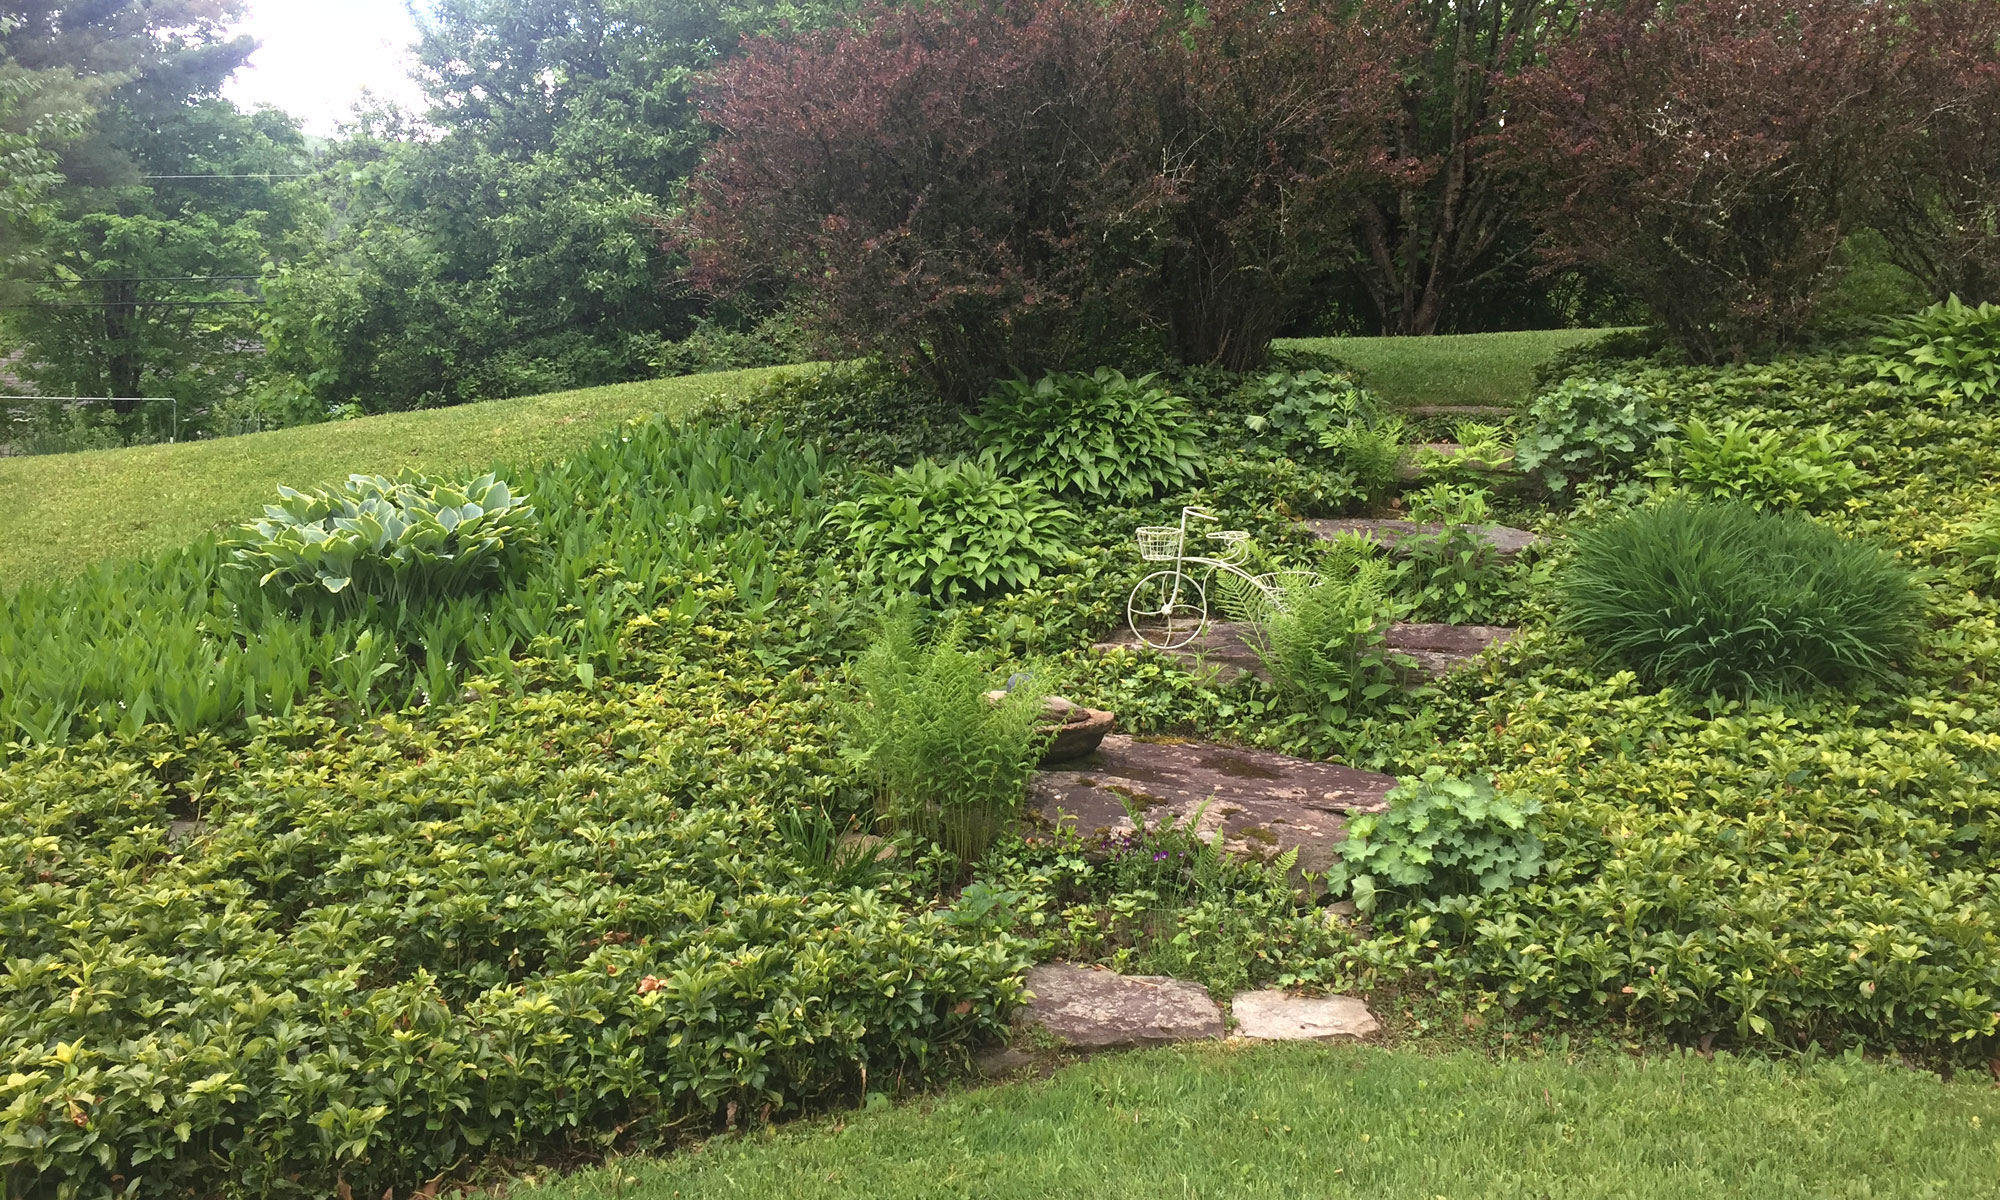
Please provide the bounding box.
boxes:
[139,173,312,180]
[0,299,265,310]
[37,276,264,285]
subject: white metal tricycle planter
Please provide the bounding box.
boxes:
[1127,507,1319,649]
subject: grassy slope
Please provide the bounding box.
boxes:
[517,1043,1999,1200]
[0,367,801,590]
[1281,328,1607,410]
[0,332,1608,590]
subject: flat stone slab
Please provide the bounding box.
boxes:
[1396,442,1516,480]
[1388,622,1517,679]
[1093,619,1516,684]
[1019,963,1223,1049]
[1231,990,1380,1041]
[1304,518,1540,558]
[1027,734,1392,873]
[1404,404,1514,419]
[1094,620,1268,685]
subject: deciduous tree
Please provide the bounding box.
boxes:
[1506,0,1918,361]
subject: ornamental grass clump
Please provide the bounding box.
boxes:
[843,612,1050,864]
[1560,499,1924,699]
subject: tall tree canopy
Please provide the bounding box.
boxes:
[265,0,844,414]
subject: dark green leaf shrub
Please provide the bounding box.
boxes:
[1241,368,1383,453]
[975,818,1340,999]
[1560,499,1924,698]
[833,459,1076,602]
[1237,369,1405,501]
[1873,295,2000,405]
[965,369,1203,501]
[1651,416,1869,510]
[1515,377,1677,492]
[1328,768,1544,914]
[1395,484,1509,625]
[842,612,1047,863]
[226,471,539,608]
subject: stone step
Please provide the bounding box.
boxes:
[1013,963,1381,1050]
[1396,441,1517,480]
[1016,963,1223,1049]
[1403,404,1515,419]
[1027,733,1394,874]
[1304,517,1541,558]
[1231,990,1380,1041]
[1092,619,1516,685]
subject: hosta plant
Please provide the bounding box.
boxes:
[833,458,1077,602]
[1873,295,2000,405]
[228,471,538,609]
[966,368,1202,501]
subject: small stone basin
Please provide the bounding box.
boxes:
[1041,705,1116,765]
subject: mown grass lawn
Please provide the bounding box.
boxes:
[0,332,1612,590]
[1281,328,1610,411]
[514,1043,1999,1200]
[0,367,804,590]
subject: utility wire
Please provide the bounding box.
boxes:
[138,173,314,180]
[36,276,264,285]
[0,299,266,309]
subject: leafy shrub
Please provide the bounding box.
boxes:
[227,471,539,608]
[741,363,978,467]
[1560,499,1924,698]
[1396,484,1506,625]
[1199,452,1367,517]
[1231,543,1409,724]
[1515,377,1676,492]
[1873,296,2000,406]
[842,612,1048,863]
[1328,768,1544,914]
[974,815,1333,999]
[1241,368,1383,453]
[833,459,1077,603]
[651,311,813,377]
[965,368,1203,501]
[1507,0,1920,359]
[1652,416,1869,510]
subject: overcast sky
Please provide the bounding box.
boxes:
[223,0,428,135]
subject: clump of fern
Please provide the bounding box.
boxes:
[842,609,1049,865]
[1221,536,1409,724]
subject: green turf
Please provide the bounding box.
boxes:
[0,367,801,590]
[0,331,1609,589]
[511,1043,1999,1200]
[1280,328,1610,410]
